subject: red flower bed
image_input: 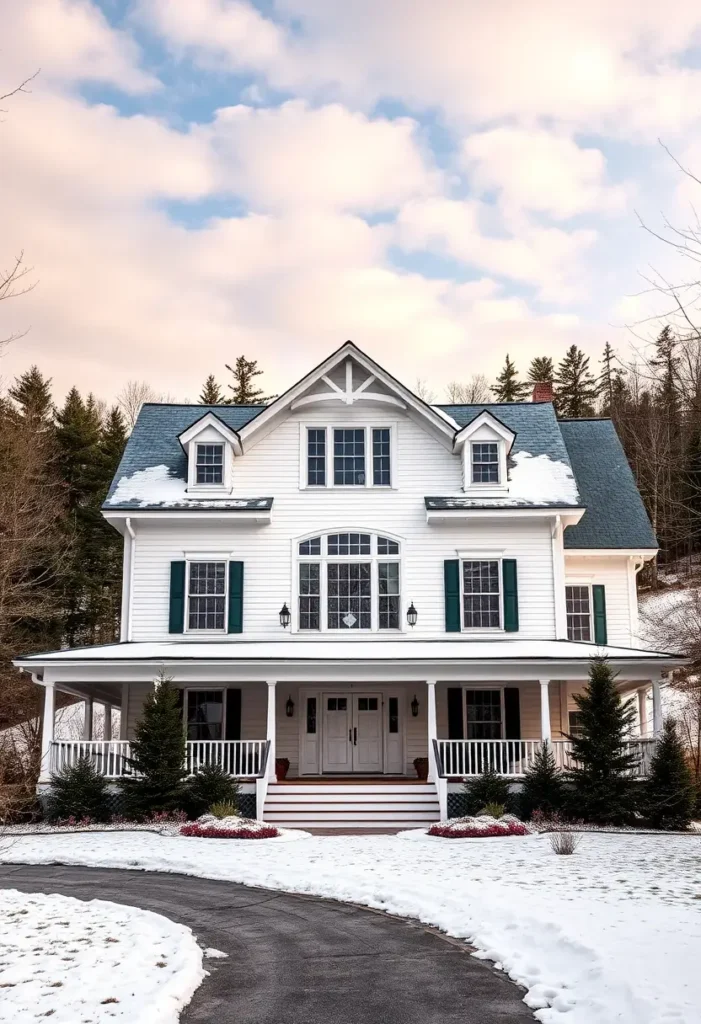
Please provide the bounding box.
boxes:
[428,822,528,838]
[180,823,280,839]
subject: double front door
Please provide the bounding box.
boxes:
[322,693,383,773]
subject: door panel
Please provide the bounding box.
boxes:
[322,696,352,771]
[353,695,383,772]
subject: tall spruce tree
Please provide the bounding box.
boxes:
[491,354,530,402]
[199,374,225,404]
[8,366,54,427]
[598,342,626,417]
[520,742,565,819]
[567,657,639,824]
[644,718,695,830]
[555,345,597,417]
[528,356,554,385]
[225,356,276,404]
[120,674,188,818]
[94,407,128,641]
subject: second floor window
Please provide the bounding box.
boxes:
[196,443,224,485]
[334,429,365,485]
[462,560,501,628]
[188,561,226,630]
[305,427,392,487]
[471,442,499,484]
[566,585,591,641]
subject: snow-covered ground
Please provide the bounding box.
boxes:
[0,887,204,1023]
[1,830,700,1024]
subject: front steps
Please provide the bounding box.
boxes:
[263,780,440,830]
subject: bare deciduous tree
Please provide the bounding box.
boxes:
[414,378,436,403]
[116,380,176,430]
[446,375,490,404]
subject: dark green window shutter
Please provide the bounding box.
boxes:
[592,584,607,645]
[225,688,242,740]
[444,559,461,632]
[447,687,464,739]
[502,559,519,632]
[228,561,244,634]
[503,688,520,739]
[168,561,186,634]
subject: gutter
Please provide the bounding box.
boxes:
[120,517,136,642]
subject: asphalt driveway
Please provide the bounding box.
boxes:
[0,863,535,1023]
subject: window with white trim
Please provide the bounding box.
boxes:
[297,533,401,631]
[471,442,499,484]
[304,426,393,487]
[307,429,326,487]
[195,443,224,485]
[334,429,366,485]
[186,689,224,740]
[566,585,591,641]
[466,689,503,739]
[462,560,501,629]
[187,561,227,630]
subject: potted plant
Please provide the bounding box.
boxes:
[413,757,429,780]
[275,757,290,781]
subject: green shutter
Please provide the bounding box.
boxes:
[225,688,242,740]
[503,688,521,739]
[592,584,607,645]
[228,561,244,634]
[502,559,519,632]
[168,561,186,634]
[444,560,461,632]
[447,687,464,738]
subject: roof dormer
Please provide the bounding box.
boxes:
[178,412,241,496]
[453,410,516,496]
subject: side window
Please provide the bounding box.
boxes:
[307,429,326,486]
[566,585,591,641]
[372,428,391,485]
[196,443,224,485]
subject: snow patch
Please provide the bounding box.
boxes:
[508,451,580,505]
[0,887,204,1024]
[107,465,269,508]
[203,947,228,959]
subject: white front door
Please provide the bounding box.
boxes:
[322,693,384,773]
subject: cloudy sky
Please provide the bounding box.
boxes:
[2,0,700,404]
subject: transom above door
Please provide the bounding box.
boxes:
[322,693,384,773]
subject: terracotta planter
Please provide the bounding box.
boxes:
[275,757,290,781]
[413,757,429,781]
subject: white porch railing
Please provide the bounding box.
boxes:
[435,739,658,778]
[50,740,269,780]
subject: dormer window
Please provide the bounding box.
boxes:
[471,442,499,484]
[196,444,224,485]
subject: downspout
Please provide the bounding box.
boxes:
[120,517,136,643]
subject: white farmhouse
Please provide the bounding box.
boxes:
[17,342,681,827]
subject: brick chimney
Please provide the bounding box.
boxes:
[532,381,554,403]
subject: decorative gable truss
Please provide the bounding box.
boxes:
[453,410,515,495]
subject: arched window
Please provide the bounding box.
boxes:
[297,532,401,632]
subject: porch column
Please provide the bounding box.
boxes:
[426,679,437,782]
[39,682,56,783]
[652,676,663,739]
[637,688,649,738]
[266,681,277,780]
[82,697,93,741]
[539,679,552,743]
[103,703,112,742]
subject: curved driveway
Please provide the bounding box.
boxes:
[0,864,535,1023]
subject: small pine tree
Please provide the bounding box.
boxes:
[463,765,512,815]
[48,754,109,822]
[528,356,554,385]
[120,674,188,818]
[644,718,695,830]
[491,354,530,402]
[225,356,276,404]
[187,763,241,818]
[597,342,626,417]
[567,657,639,824]
[520,742,565,819]
[199,375,225,404]
[554,345,597,418]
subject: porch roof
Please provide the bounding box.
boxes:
[16,637,682,669]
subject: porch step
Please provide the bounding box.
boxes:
[264,781,440,829]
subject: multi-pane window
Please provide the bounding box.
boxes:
[372,428,391,486]
[186,690,224,740]
[378,562,400,629]
[568,710,586,739]
[333,429,366,485]
[566,585,591,641]
[462,560,501,628]
[297,534,400,631]
[307,428,326,486]
[466,690,502,740]
[195,443,224,485]
[471,442,499,484]
[188,562,226,630]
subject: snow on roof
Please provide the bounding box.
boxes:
[426,452,581,510]
[16,638,679,665]
[106,465,272,510]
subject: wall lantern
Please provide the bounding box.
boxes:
[406,601,418,628]
[411,695,419,718]
[279,603,291,628]
[285,696,295,718]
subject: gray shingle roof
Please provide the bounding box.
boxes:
[437,402,572,464]
[559,419,657,549]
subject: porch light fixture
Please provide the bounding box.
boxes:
[279,603,291,628]
[406,601,418,628]
[411,695,419,718]
[285,696,295,718]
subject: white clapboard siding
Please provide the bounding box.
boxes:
[129,404,556,641]
[564,555,634,648]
